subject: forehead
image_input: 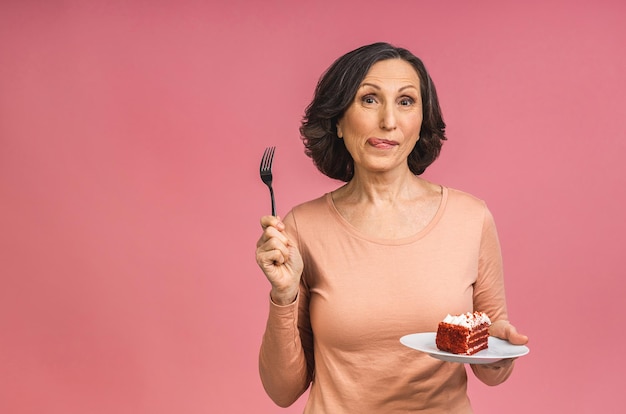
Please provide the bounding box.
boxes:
[361,59,421,86]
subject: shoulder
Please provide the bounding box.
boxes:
[442,186,495,229]
[289,194,330,219]
[282,194,332,233]
[445,186,489,212]
[282,194,337,252]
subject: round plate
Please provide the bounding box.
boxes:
[400,332,529,364]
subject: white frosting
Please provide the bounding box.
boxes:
[442,312,491,328]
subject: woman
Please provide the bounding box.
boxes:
[255,42,528,413]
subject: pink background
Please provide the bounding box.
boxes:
[1,0,624,412]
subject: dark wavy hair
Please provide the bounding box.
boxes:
[300,42,446,181]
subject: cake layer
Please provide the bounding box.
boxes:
[435,312,491,355]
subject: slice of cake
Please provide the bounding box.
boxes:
[435,311,491,355]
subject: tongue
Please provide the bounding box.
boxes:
[370,138,395,147]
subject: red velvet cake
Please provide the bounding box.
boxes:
[435,312,491,355]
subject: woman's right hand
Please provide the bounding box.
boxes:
[255,215,304,305]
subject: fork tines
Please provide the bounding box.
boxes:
[260,146,275,173]
[260,146,276,216]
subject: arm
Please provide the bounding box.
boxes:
[470,207,529,386]
[258,282,314,406]
[256,213,314,406]
[470,320,528,385]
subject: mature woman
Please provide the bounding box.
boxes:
[255,42,528,413]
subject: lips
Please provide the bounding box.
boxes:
[368,138,398,149]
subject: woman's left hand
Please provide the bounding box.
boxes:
[481,320,529,370]
[489,319,528,345]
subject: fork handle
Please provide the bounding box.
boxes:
[269,187,276,216]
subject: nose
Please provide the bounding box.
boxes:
[380,104,397,130]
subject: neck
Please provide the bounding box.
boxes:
[339,168,425,206]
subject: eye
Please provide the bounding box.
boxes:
[361,94,377,105]
[399,96,415,106]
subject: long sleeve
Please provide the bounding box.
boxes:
[258,212,315,407]
[471,207,515,385]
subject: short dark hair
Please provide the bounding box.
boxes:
[300,42,447,181]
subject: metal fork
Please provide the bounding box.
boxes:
[260,146,276,216]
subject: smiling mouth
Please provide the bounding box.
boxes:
[368,138,398,148]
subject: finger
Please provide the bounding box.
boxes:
[492,321,529,345]
[257,234,290,258]
[483,358,515,370]
[506,325,529,345]
[258,230,291,255]
[256,247,287,268]
[488,320,507,339]
[260,215,285,231]
[257,226,290,250]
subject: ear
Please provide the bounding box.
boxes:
[336,120,343,139]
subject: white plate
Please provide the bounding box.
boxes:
[400,332,529,364]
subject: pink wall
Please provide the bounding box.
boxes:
[1,0,624,412]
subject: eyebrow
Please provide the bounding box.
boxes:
[359,82,419,92]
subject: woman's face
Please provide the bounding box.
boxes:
[337,58,423,176]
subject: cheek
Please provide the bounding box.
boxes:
[405,116,423,138]
[340,108,378,136]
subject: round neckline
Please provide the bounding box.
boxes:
[325,186,448,246]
